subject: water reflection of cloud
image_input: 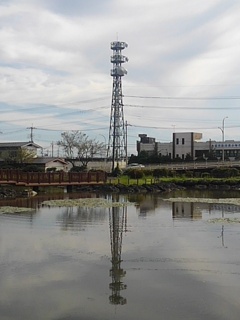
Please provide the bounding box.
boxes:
[1,193,240,319]
[0,257,110,319]
[55,206,107,231]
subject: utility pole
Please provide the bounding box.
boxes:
[218,116,228,162]
[125,121,131,165]
[27,125,36,143]
[51,142,54,157]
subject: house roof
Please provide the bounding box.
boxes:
[32,157,68,165]
[0,142,42,148]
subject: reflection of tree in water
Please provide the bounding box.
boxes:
[0,193,66,210]
[56,206,107,231]
[109,202,127,305]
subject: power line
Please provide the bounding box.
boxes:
[130,124,240,130]
[56,96,109,106]
[125,104,240,110]
[125,84,240,88]
[1,106,109,123]
[35,126,108,132]
[124,95,240,100]
[0,97,109,113]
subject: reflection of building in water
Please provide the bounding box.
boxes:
[109,205,127,305]
[172,202,202,220]
[209,204,240,213]
[128,194,174,217]
[172,201,240,220]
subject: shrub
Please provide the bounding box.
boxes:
[46,167,56,172]
[126,169,144,179]
[153,168,169,178]
[211,167,239,178]
[168,170,177,177]
[22,165,44,172]
[112,164,122,177]
[142,168,153,176]
[201,172,210,178]
[184,171,194,178]
[194,172,201,178]
[70,166,87,172]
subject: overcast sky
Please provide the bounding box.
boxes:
[0,0,240,156]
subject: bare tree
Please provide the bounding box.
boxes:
[57,131,80,158]
[57,131,104,168]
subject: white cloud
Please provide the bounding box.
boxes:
[0,0,240,153]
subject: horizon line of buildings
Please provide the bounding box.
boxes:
[137,132,240,161]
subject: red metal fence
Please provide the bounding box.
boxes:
[0,170,107,186]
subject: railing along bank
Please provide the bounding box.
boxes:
[0,170,107,185]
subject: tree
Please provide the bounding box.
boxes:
[0,148,36,165]
[16,148,36,164]
[57,131,104,168]
[57,131,80,159]
[0,150,16,164]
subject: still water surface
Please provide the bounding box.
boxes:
[0,190,240,320]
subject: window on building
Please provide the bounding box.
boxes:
[182,138,185,145]
[182,154,184,160]
[176,138,179,145]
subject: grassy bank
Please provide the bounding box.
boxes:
[107,175,240,187]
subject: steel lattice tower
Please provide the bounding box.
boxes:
[107,41,128,172]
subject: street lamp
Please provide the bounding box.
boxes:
[218,116,228,162]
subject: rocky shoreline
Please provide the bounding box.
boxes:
[1,181,240,199]
[0,186,33,199]
[75,182,240,193]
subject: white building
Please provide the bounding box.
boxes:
[172,132,209,160]
[137,133,240,161]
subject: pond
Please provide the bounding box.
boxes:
[0,190,240,320]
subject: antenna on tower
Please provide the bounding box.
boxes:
[107,40,128,172]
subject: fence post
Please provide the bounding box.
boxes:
[16,170,19,183]
[48,172,51,184]
[27,172,30,184]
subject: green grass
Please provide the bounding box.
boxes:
[107,175,157,185]
[107,175,240,186]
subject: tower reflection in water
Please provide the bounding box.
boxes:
[109,202,127,305]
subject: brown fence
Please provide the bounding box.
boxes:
[0,170,107,186]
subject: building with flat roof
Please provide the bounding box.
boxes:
[137,133,240,161]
